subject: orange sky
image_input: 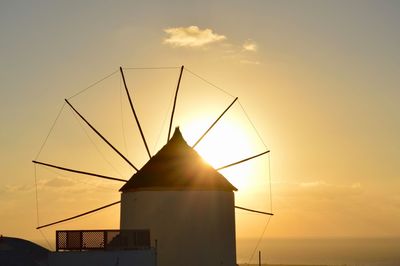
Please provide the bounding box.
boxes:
[1,1,400,248]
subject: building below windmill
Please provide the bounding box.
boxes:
[30,128,238,266]
[0,235,48,266]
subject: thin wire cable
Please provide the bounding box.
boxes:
[247,215,272,264]
[238,100,268,149]
[247,151,274,265]
[236,99,273,264]
[268,153,273,212]
[123,67,180,70]
[68,107,124,177]
[38,229,53,250]
[184,68,236,98]
[34,164,40,226]
[34,103,66,160]
[67,69,119,100]
[153,81,177,151]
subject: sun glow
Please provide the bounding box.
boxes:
[182,117,260,190]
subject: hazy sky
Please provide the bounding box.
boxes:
[1,0,399,247]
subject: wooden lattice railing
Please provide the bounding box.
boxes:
[55,229,150,251]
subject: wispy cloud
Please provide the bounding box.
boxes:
[1,184,34,193]
[163,26,261,65]
[240,59,261,65]
[295,180,364,199]
[242,40,258,52]
[44,177,75,187]
[300,180,327,187]
[163,26,226,47]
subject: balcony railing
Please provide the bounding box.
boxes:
[55,229,150,251]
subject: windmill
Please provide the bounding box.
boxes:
[33,66,273,266]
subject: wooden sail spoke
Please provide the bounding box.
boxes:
[216,150,270,171]
[235,206,274,216]
[32,160,127,183]
[36,201,121,229]
[192,97,238,148]
[120,67,151,159]
[65,99,138,171]
[167,65,184,142]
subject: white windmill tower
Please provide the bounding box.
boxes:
[33,66,273,266]
[120,127,237,266]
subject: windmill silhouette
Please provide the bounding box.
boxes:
[32,66,273,265]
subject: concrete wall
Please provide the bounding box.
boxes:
[120,190,236,266]
[48,249,155,266]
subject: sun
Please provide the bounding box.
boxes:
[182,116,259,190]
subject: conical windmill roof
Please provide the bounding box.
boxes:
[120,127,237,192]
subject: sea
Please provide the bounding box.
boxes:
[237,238,400,266]
[35,237,400,266]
